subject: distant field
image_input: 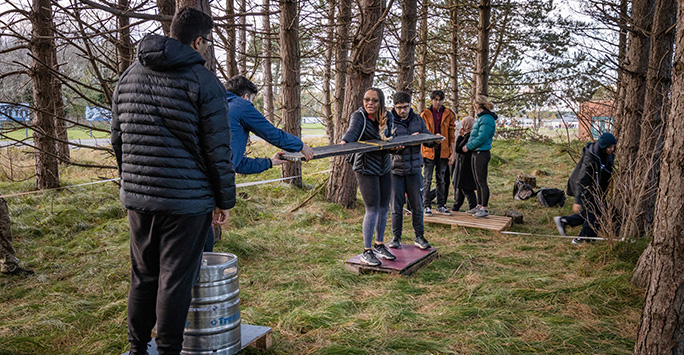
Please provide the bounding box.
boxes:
[0,127,110,140]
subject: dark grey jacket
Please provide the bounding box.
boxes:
[111,34,236,215]
[453,133,476,190]
[341,107,394,176]
[390,108,432,176]
[566,142,614,207]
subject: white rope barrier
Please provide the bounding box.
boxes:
[0,169,332,199]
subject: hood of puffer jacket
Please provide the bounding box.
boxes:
[137,34,206,71]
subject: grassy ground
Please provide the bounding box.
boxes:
[1,127,110,140]
[0,138,645,354]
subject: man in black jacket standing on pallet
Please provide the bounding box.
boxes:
[111,7,235,355]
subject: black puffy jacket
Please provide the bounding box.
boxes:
[390,108,432,176]
[111,34,236,215]
[566,142,614,208]
[453,133,476,190]
[341,107,394,176]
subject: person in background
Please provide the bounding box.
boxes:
[387,91,434,250]
[0,198,34,276]
[451,116,477,212]
[421,90,456,217]
[202,75,315,252]
[341,88,396,266]
[462,95,498,218]
[554,132,616,244]
[225,75,314,175]
[111,7,235,354]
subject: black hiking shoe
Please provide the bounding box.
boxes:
[360,249,381,266]
[414,235,432,250]
[1,266,34,276]
[387,236,402,249]
[373,243,396,260]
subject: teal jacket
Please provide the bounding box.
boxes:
[466,110,498,151]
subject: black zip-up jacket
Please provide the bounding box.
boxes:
[111,34,236,215]
[453,133,476,190]
[341,107,394,176]
[566,142,614,207]
[390,108,433,176]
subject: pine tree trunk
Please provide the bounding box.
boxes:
[396,0,417,93]
[50,32,68,163]
[475,0,490,97]
[449,0,459,113]
[30,0,60,189]
[613,0,655,230]
[238,0,247,74]
[322,1,336,146]
[261,0,274,123]
[279,0,302,188]
[634,2,684,348]
[225,0,239,77]
[332,0,352,142]
[620,0,676,240]
[326,0,387,207]
[416,0,428,112]
[157,0,175,35]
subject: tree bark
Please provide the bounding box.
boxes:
[396,0,417,93]
[225,0,239,77]
[475,0,491,97]
[279,0,302,188]
[238,0,247,74]
[332,0,352,144]
[613,0,655,228]
[416,0,428,113]
[449,0,459,113]
[621,0,676,241]
[157,0,176,35]
[30,0,60,189]
[634,2,684,350]
[117,0,134,76]
[261,0,274,123]
[326,0,387,207]
[50,28,68,163]
[322,0,336,146]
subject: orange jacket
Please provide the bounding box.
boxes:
[421,106,456,160]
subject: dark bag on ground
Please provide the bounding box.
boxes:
[513,178,537,200]
[537,187,566,207]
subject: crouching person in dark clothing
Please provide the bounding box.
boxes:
[111,7,236,355]
[554,133,616,244]
[451,116,477,212]
[388,91,434,250]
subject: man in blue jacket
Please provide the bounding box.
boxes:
[111,8,235,355]
[225,75,313,174]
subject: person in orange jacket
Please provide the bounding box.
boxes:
[420,90,456,216]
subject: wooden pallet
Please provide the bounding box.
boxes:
[123,323,272,355]
[344,244,439,276]
[281,133,443,161]
[424,211,512,232]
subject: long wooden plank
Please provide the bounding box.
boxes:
[424,212,512,232]
[281,133,443,161]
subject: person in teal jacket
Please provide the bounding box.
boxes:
[462,95,498,218]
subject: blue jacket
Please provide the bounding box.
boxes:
[390,108,432,176]
[112,34,235,215]
[226,91,303,174]
[466,110,498,151]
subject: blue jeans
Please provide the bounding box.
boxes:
[391,172,424,239]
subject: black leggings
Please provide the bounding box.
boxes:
[471,150,491,207]
[356,172,392,249]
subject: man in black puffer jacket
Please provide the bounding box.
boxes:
[387,91,436,250]
[111,7,235,355]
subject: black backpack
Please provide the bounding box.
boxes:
[537,188,566,207]
[513,179,537,200]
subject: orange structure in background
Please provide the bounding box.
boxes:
[577,100,614,140]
